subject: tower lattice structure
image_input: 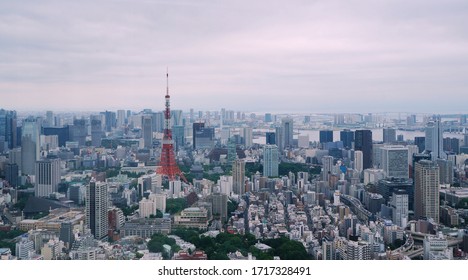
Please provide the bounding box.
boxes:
[157,72,187,183]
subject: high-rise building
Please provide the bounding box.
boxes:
[21,117,40,175]
[354,151,363,173]
[0,109,17,149]
[346,240,371,260]
[86,180,109,240]
[172,125,185,151]
[35,158,61,197]
[425,120,445,160]
[414,160,439,223]
[101,111,116,132]
[319,130,333,143]
[70,119,87,146]
[242,127,253,147]
[355,130,373,169]
[5,163,19,189]
[340,129,354,150]
[211,193,228,222]
[275,126,283,151]
[265,132,276,145]
[263,145,279,177]
[264,113,272,123]
[390,189,409,228]
[436,159,453,185]
[90,115,102,147]
[414,136,426,153]
[281,117,294,149]
[142,115,153,149]
[322,236,336,260]
[45,111,54,127]
[383,128,396,144]
[116,109,126,127]
[380,146,409,179]
[322,155,334,181]
[43,126,70,147]
[232,159,245,195]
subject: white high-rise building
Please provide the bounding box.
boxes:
[242,127,253,148]
[35,158,61,197]
[390,190,409,228]
[169,180,182,198]
[354,151,363,173]
[425,119,446,160]
[86,180,109,240]
[380,146,409,179]
[263,145,279,177]
[281,117,294,149]
[139,198,155,218]
[117,109,126,127]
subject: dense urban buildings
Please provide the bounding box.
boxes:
[1,106,468,261]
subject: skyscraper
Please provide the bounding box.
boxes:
[380,146,409,179]
[21,117,40,175]
[319,130,333,143]
[0,109,17,150]
[142,115,153,149]
[340,129,354,150]
[211,193,228,222]
[383,128,396,144]
[35,158,61,197]
[265,132,276,145]
[354,130,372,170]
[263,145,279,177]
[390,189,409,228]
[232,159,245,195]
[242,127,253,147]
[414,160,439,223]
[90,115,103,147]
[281,117,294,149]
[425,120,445,160]
[86,180,109,240]
[354,151,363,173]
[70,118,87,146]
[322,155,334,181]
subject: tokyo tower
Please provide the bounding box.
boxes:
[157,72,187,183]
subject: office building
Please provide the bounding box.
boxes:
[414,137,425,153]
[5,163,19,188]
[425,120,445,160]
[70,119,87,146]
[117,109,126,127]
[340,129,354,150]
[101,111,116,132]
[21,117,40,175]
[390,190,409,228]
[86,180,109,240]
[354,151,363,173]
[263,145,279,177]
[35,158,61,197]
[266,132,276,145]
[436,159,453,185]
[383,128,396,144]
[380,146,409,179]
[211,193,228,222]
[281,117,294,149]
[90,115,103,147]
[414,160,439,223]
[319,130,333,144]
[232,159,245,195]
[0,109,17,150]
[242,127,253,147]
[355,130,373,169]
[322,155,334,181]
[142,115,153,149]
[172,125,185,151]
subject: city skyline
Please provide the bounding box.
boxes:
[1,1,468,113]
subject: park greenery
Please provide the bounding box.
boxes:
[0,230,25,256]
[169,229,311,260]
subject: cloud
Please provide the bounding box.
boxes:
[0,0,468,113]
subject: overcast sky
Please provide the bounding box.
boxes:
[1,0,468,113]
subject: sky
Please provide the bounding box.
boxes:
[1,0,468,113]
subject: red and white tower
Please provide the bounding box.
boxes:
[157,72,187,182]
